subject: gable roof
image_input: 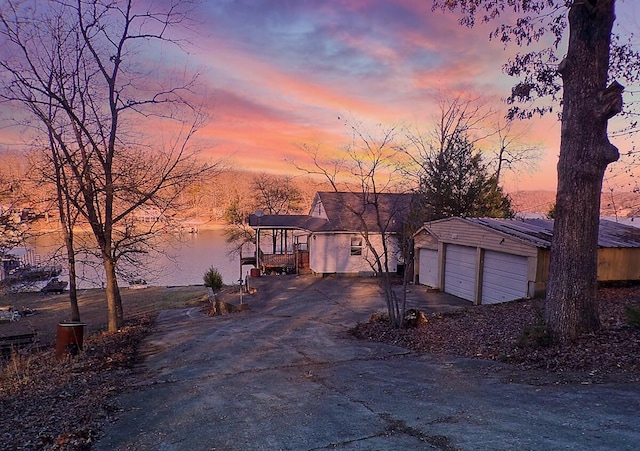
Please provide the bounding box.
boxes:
[247,191,415,234]
[312,191,415,233]
[422,217,640,249]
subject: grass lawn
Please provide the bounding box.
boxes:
[0,285,209,347]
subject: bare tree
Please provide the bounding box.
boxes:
[33,131,85,322]
[297,122,413,328]
[0,149,30,202]
[406,93,540,188]
[223,190,256,260]
[251,173,304,254]
[0,205,27,260]
[488,117,542,185]
[0,150,28,244]
[252,173,303,215]
[430,93,496,149]
[404,95,513,221]
[405,94,492,183]
[0,0,218,331]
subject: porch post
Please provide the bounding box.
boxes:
[256,228,260,272]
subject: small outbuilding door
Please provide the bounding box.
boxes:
[444,244,477,301]
[418,248,439,287]
[481,251,529,304]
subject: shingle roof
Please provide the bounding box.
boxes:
[466,218,640,249]
[247,192,415,234]
[314,191,415,233]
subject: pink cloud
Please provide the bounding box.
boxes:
[167,0,637,191]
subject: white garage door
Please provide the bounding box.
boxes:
[418,248,439,287]
[444,245,477,301]
[482,251,529,304]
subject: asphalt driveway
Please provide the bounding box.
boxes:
[95,276,640,450]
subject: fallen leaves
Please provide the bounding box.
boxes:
[1,317,153,450]
[352,286,640,385]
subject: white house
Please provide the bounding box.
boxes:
[248,191,415,276]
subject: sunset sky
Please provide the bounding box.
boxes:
[2,0,639,193]
[186,0,557,191]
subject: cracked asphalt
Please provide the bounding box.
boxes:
[95,276,640,450]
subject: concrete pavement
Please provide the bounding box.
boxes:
[95,276,640,450]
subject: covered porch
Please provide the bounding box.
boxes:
[248,213,325,275]
[259,242,309,275]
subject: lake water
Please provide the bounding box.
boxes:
[143,229,245,286]
[27,228,245,288]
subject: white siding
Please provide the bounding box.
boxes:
[444,245,477,301]
[309,234,336,273]
[309,233,399,274]
[418,248,439,287]
[481,251,529,304]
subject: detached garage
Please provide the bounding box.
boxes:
[418,248,439,288]
[481,250,529,304]
[413,217,640,305]
[444,244,477,301]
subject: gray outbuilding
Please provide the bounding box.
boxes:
[413,217,640,304]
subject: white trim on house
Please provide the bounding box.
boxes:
[309,195,329,220]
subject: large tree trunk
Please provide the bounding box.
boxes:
[104,253,124,332]
[545,0,623,342]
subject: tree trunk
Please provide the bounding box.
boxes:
[63,229,81,322]
[51,132,81,322]
[545,0,622,342]
[104,254,124,332]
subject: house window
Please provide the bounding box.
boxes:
[350,237,363,256]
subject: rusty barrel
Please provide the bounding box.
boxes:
[55,322,86,360]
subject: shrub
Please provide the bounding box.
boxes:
[368,311,389,324]
[625,304,640,328]
[203,267,223,291]
[517,307,551,348]
[517,323,552,348]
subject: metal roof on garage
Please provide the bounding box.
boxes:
[467,218,640,249]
